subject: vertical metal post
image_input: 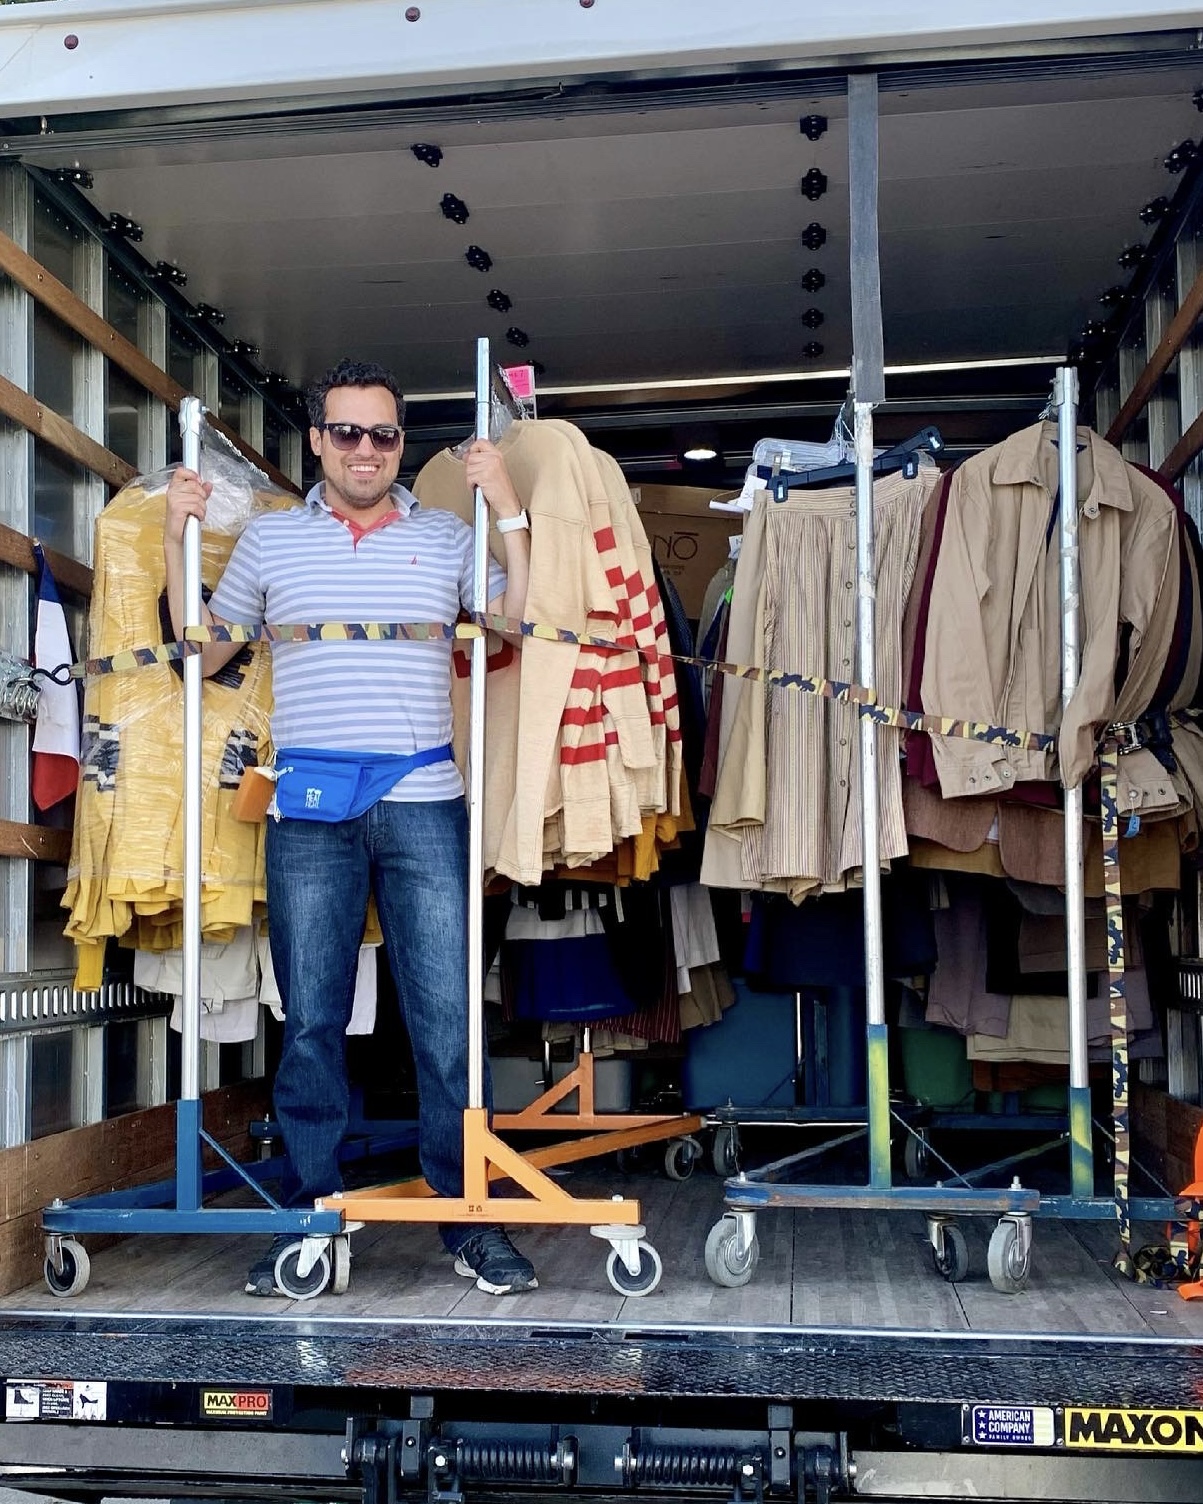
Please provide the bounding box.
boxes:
[1055,366,1093,1199]
[177,397,205,1209]
[466,338,491,1112]
[848,72,890,1188]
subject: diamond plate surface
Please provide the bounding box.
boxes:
[3,1315,1203,1407]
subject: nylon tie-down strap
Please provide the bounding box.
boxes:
[31,611,1203,1282]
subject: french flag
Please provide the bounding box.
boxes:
[31,544,80,812]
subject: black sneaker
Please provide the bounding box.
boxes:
[244,1234,295,1297]
[453,1227,538,1295]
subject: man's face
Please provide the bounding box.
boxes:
[310,384,404,511]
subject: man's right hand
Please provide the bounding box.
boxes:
[165,468,213,546]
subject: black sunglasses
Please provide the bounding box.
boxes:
[318,422,403,453]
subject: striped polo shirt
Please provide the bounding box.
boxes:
[210,482,505,803]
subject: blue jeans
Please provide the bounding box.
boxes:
[266,797,483,1254]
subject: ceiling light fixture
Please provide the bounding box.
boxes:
[1117,244,1147,270]
[801,268,826,292]
[486,289,513,312]
[1139,197,1170,225]
[799,115,828,141]
[411,143,443,168]
[405,355,1065,403]
[801,308,825,329]
[803,342,825,358]
[678,423,721,463]
[465,245,493,272]
[151,260,187,288]
[440,193,470,224]
[505,327,530,348]
[801,222,827,250]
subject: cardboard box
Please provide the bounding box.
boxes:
[632,484,742,620]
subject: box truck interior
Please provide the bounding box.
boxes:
[3,6,1203,1453]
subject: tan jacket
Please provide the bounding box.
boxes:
[922,424,1178,794]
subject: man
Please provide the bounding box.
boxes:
[164,358,537,1295]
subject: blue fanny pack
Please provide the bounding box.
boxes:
[273,744,454,822]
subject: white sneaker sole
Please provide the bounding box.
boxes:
[454,1255,539,1295]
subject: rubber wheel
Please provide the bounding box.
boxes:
[330,1235,351,1296]
[903,1131,930,1182]
[931,1223,969,1283]
[664,1138,697,1181]
[712,1126,739,1178]
[704,1215,760,1288]
[274,1242,331,1300]
[606,1241,663,1296]
[44,1239,90,1298]
[987,1220,1031,1295]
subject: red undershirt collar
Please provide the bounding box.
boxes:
[331,508,402,547]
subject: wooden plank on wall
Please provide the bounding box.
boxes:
[1107,268,1203,447]
[0,228,299,496]
[0,1079,271,1298]
[1161,409,1203,485]
[0,519,93,598]
[0,375,136,491]
[0,820,72,864]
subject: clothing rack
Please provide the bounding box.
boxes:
[40,398,346,1300]
[326,338,669,1297]
[702,74,1189,1295]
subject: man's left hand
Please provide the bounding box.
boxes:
[464,440,523,521]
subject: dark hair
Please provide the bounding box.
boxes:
[306,358,406,429]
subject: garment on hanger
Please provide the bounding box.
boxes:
[921,423,1179,796]
[258,932,378,1035]
[136,924,260,1044]
[413,420,682,885]
[64,469,293,985]
[704,465,937,899]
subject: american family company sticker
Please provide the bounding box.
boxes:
[201,1389,273,1420]
[4,1380,107,1421]
[970,1406,1055,1446]
[1065,1408,1203,1451]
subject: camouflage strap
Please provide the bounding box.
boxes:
[49,615,1058,755]
[1105,737,1201,1287]
[1099,742,1134,1272]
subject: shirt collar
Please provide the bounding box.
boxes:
[991,421,1133,515]
[304,481,420,517]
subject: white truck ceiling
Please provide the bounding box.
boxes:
[0,0,1200,117]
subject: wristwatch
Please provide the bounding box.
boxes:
[495,510,530,534]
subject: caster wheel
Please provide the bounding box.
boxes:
[704,1215,760,1288]
[664,1138,697,1181]
[931,1223,969,1283]
[903,1131,931,1182]
[274,1241,331,1300]
[606,1241,663,1296]
[987,1220,1031,1295]
[712,1125,740,1178]
[44,1239,90,1298]
[330,1235,351,1296]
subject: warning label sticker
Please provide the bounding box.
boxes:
[4,1380,107,1421]
[1065,1408,1203,1452]
[970,1406,1056,1447]
[201,1389,273,1421]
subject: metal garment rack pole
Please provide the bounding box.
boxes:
[848,72,891,1190]
[1055,367,1094,1199]
[467,338,490,1112]
[177,395,205,1208]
